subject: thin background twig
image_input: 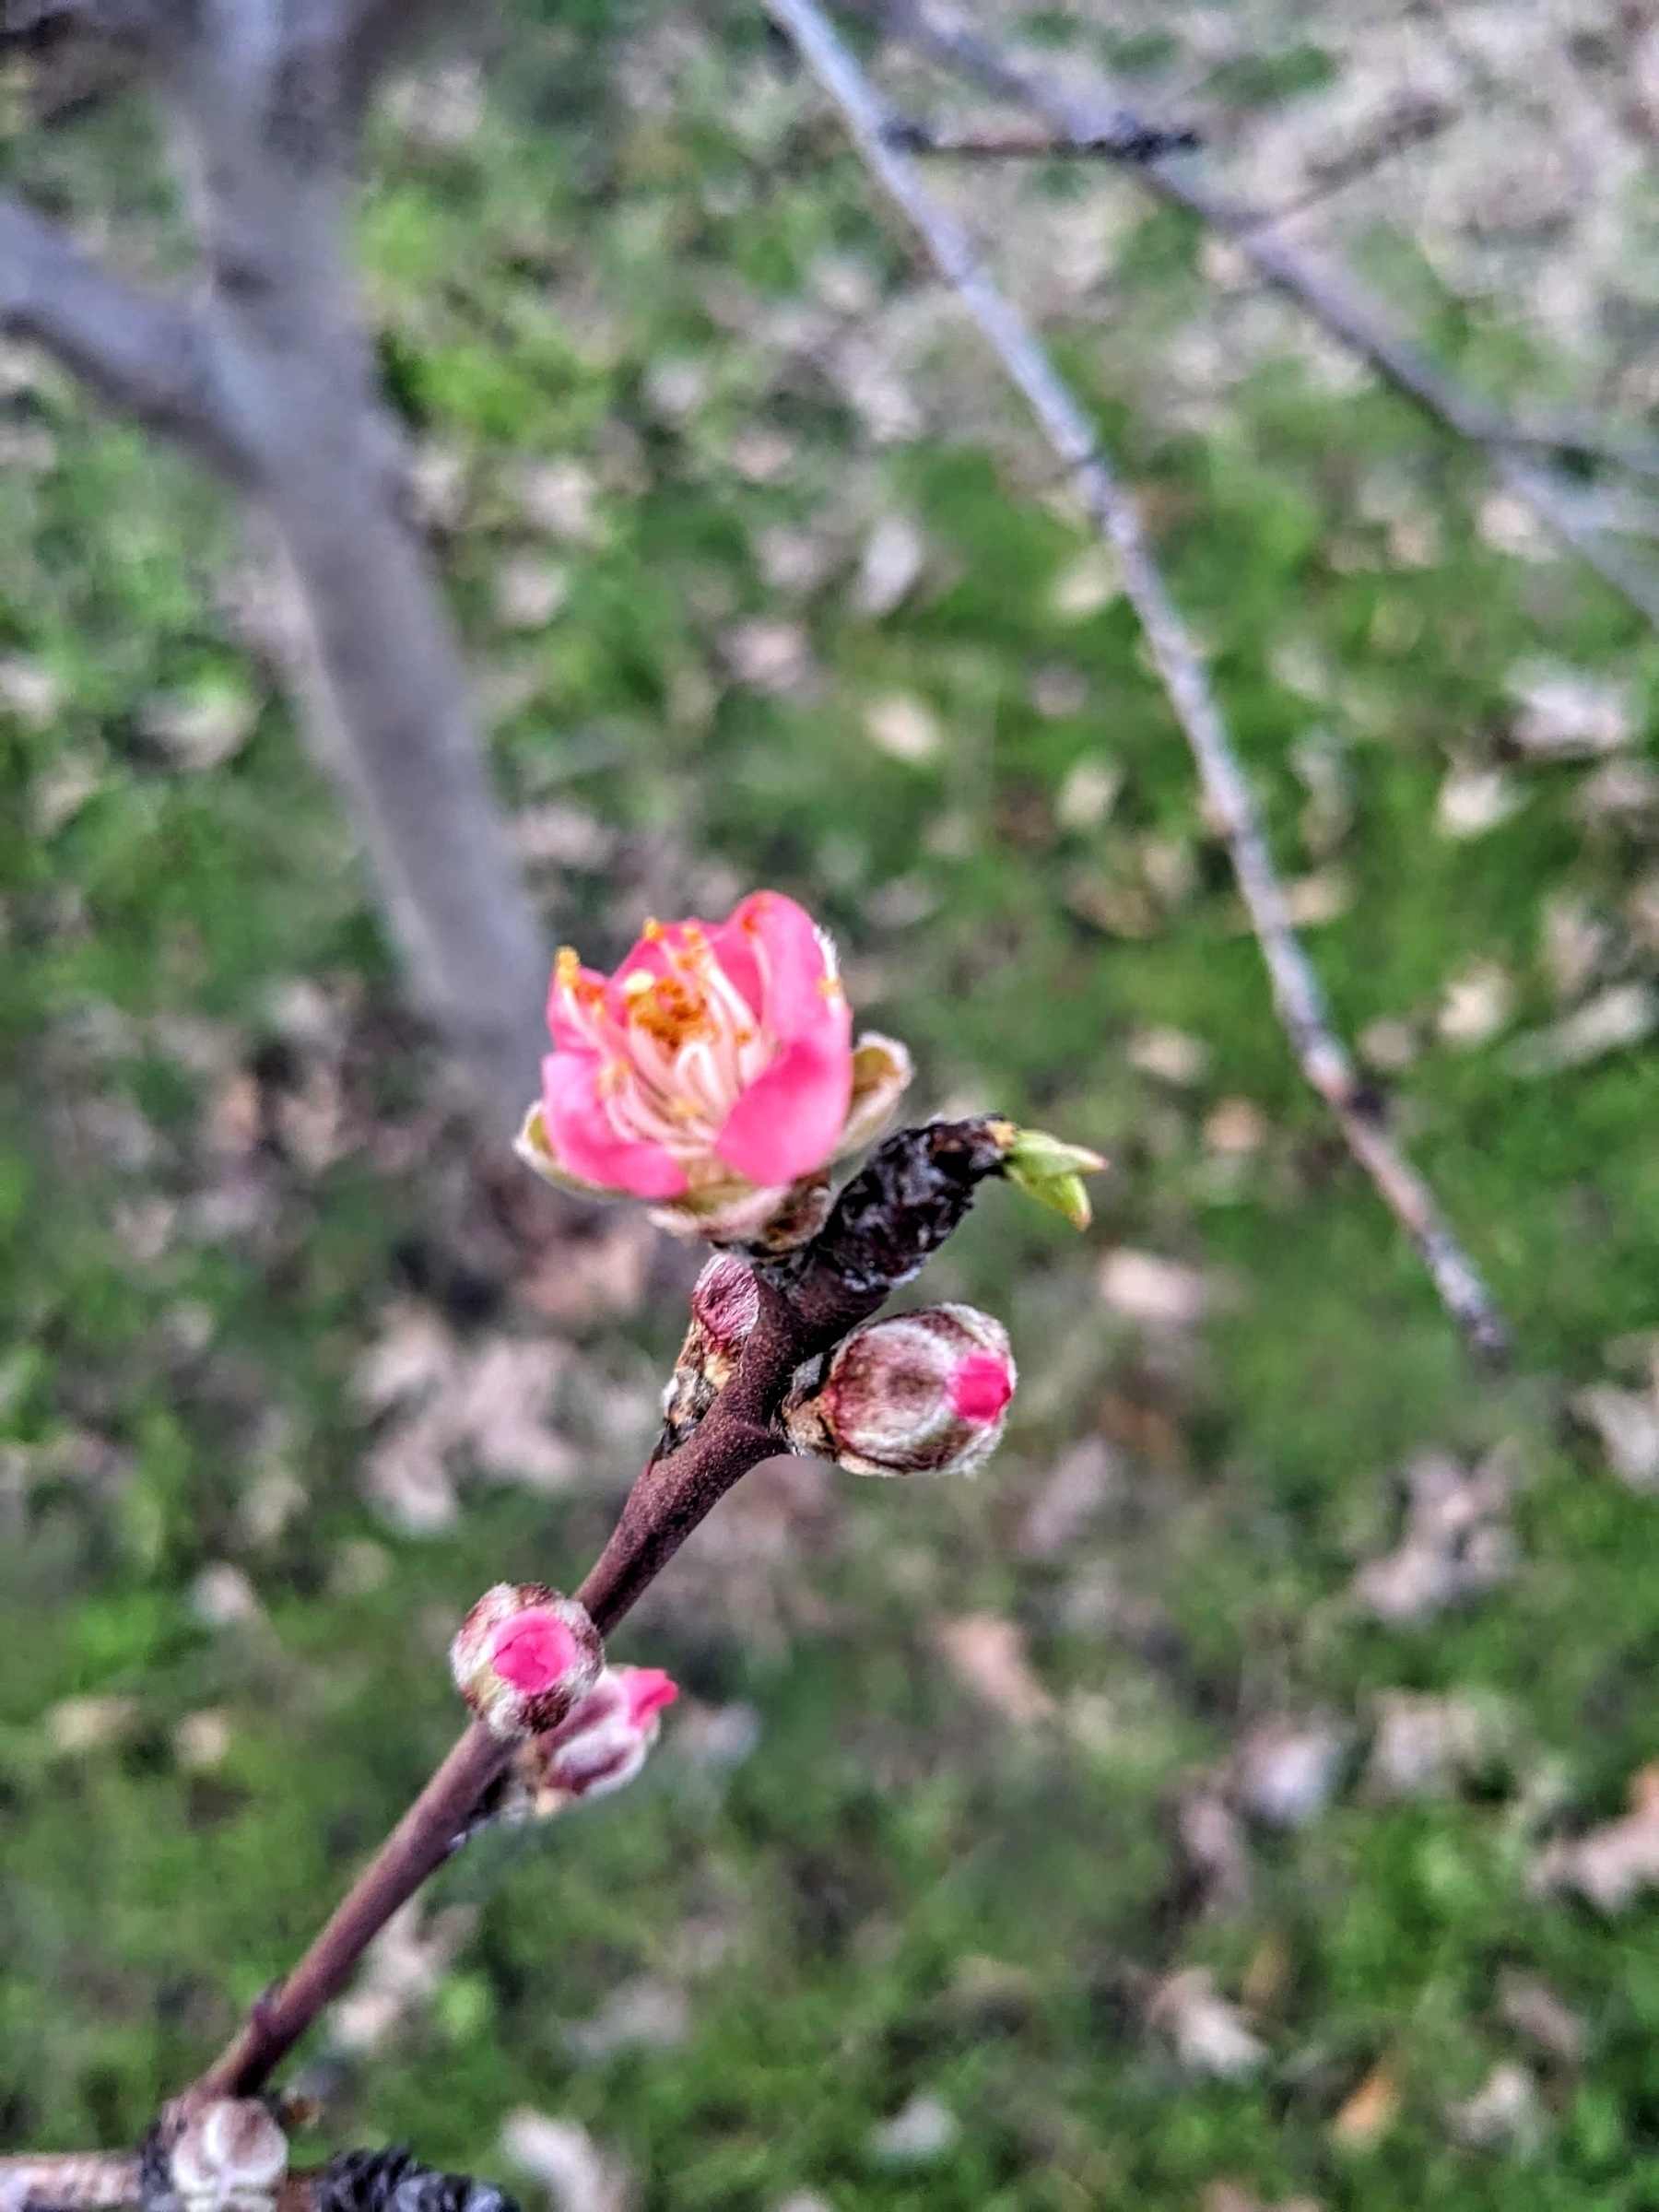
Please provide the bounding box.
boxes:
[857,0,1659,625]
[769,0,1511,1359]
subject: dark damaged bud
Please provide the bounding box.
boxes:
[794,1118,1013,1304]
[450,1583,603,1738]
[785,1303,1016,1477]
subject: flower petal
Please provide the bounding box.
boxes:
[541,1053,689,1199]
[710,890,841,1041]
[713,1028,853,1185]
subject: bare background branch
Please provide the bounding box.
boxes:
[772,0,1510,1357]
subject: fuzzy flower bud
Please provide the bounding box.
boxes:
[169,2101,288,2212]
[450,1583,603,1739]
[660,1253,761,1448]
[509,1663,680,1817]
[785,1303,1016,1477]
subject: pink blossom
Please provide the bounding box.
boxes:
[516,892,912,1243]
[516,1663,680,1808]
[450,1583,604,1738]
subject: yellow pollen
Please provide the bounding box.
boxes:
[555,947,581,988]
[666,1095,703,1122]
[818,975,845,1000]
[626,970,713,1053]
[621,970,655,998]
[641,918,664,941]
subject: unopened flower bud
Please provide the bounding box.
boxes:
[991,1122,1107,1230]
[451,1583,603,1738]
[510,1663,679,1817]
[170,2101,287,2212]
[661,1253,761,1449]
[785,1304,1016,1477]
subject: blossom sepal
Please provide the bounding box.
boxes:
[450,1583,604,1739]
[991,1121,1108,1230]
[784,1302,1016,1478]
[505,1663,680,1818]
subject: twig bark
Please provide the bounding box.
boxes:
[857,0,1659,600]
[171,1119,1010,2110]
[770,0,1509,1360]
[0,2156,139,2212]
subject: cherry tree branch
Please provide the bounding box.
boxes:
[769,0,1509,1360]
[856,0,1659,594]
[174,1119,1010,2110]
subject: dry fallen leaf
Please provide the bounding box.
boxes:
[500,2112,631,2212]
[1436,765,1526,840]
[1506,982,1658,1077]
[1448,2062,1545,2154]
[1350,1445,1519,1627]
[1099,1249,1214,1331]
[864,691,943,764]
[868,2093,958,2164]
[1148,1969,1266,2080]
[1533,1764,1659,1912]
[1496,1970,1588,2066]
[1177,1787,1253,1914]
[1233,1716,1347,1830]
[1508,664,1632,759]
[935,1613,1055,1726]
[853,512,925,617]
[353,1307,577,1531]
[1364,1689,1512,1801]
[1330,2057,1399,2150]
[1571,1381,1659,1491]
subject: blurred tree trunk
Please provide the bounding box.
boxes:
[1,2,547,1140]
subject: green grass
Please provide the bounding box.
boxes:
[5,11,1659,2208]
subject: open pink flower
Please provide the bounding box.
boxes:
[516,891,911,1244]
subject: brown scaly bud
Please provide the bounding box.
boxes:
[169,2101,288,2212]
[784,1303,1016,1477]
[450,1583,603,1739]
[659,1253,761,1450]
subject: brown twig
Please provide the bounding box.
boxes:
[769,0,1510,1360]
[884,113,1199,160]
[854,0,1659,550]
[164,1118,1009,2113]
[0,2156,140,2212]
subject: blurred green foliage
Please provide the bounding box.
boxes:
[5,6,1659,2207]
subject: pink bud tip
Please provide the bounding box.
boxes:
[619,1665,679,1730]
[491,1611,582,1693]
[947,1351,1014,1425]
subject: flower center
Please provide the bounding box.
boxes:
[947,1351,1014,1425]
